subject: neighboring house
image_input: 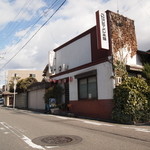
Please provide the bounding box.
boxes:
[2,91,14,107]
[2,69,43,107]
[5,69,43,91]
[42,64,52,82]
[44,10,146,120]
[126,50,150,76]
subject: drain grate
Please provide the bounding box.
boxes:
[32,135,82,146]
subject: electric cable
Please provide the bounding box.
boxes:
[3,0,32,42]
[0,0,66,70]
[3,0,60,59]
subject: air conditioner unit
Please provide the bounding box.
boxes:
[50,66,56,74]
[115,77,122,85]
[58,65,62,72]
[62,64,69,71]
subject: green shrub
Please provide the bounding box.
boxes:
[112,77,150,124]
[143,63,150,85]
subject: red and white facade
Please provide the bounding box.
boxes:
[48,10,142,120]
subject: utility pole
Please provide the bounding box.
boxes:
[13,78,17,109]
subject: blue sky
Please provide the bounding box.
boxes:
[0,0,150,86]
[0,0,62,49]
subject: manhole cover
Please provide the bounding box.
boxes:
[32,135,82,146]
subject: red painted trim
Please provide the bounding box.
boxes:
[54,27,96,52]
[106,10,112,56]
[90,27,110,62]
[51,57,108,78]
[95,11,101,50]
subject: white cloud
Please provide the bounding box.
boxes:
[0,0,46,28]
[0,0,15,25]
[0,0,150,86]
[15,27,30,38]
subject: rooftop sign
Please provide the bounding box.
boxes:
[96,11,109,50]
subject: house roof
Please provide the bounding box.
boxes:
[2,91,14,96]
[43,64,49,76]
[28,82,51,91]
[137,50,150,55]
[147,49,150,53]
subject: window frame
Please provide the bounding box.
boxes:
[78,75,98,100]
[29,74,36,78]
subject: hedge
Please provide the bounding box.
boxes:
[112,77,150,124]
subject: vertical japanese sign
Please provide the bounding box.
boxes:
[48,51,55,74]
[96,11,109,50]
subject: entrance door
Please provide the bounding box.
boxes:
[9,97,13,106]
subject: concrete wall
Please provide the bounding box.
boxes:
[16,93,27,109]
[28,89,45,110]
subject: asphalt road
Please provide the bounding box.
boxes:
[0,106,150,150]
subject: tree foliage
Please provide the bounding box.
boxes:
[112,76,150,124]
[143,63,150,85]
[9,77,37,93]
[17,77,37,93]
[9,76,20,92]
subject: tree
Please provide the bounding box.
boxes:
[9,77,38,93]
[16,77,37,93]
[9,76,20,92]
[112,76,150,124]
[143,63,150,85]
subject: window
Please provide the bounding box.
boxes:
[14,73,17,77]
[29,74,36,78]
[78,76,97,99]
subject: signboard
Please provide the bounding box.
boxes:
[49,98,56,108]
[48,51,55,74]
[96,11,109,50]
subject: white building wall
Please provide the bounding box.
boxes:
[69,78,78,101]
[53,62,113,101]
[126,54,143,66]
[55,34,92,73]
[97,62,114,99]
[115,48,143,67]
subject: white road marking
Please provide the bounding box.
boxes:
[54,115,114,126]
[4,132,9,134]
[0,122,45,150]
[122,126,150,133]
[83,120,114,126]
[54,115,150,133]
[22,135,46,150]
[54,116,69,120]
[0,127,5,130]
[45,146,59,149]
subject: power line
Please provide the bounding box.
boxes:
[3,0,32,41]
[0,0,66,70]
[4,0,60,56]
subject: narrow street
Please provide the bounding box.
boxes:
[0,106,150,150]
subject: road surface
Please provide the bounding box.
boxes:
[0,106,150,150]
